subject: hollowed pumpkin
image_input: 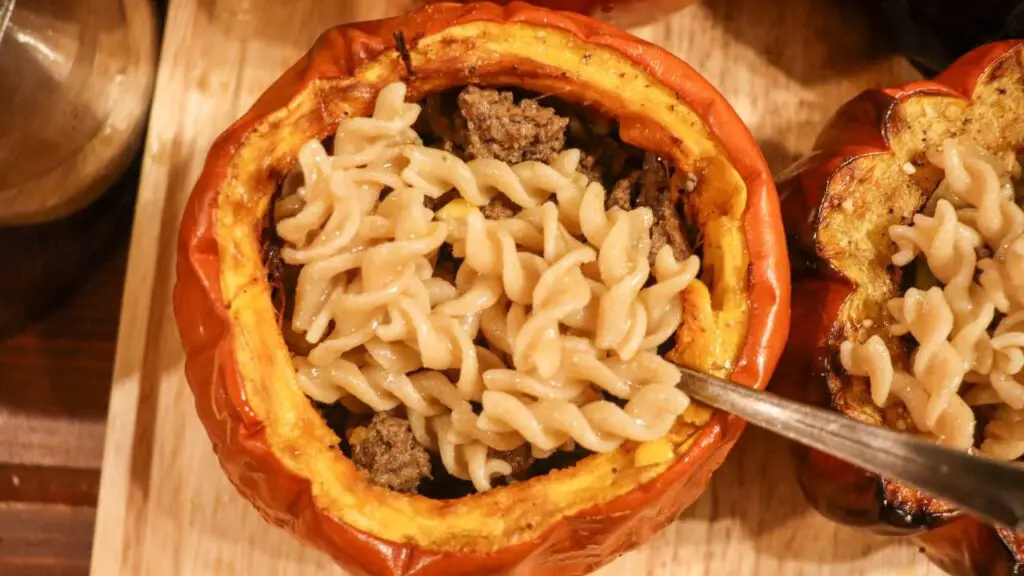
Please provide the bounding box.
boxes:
[777,40,1024,576]
[173,2,789,574]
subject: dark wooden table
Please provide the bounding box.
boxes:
[0,165,136,575]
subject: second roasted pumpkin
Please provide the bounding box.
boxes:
[778,40,1024,576]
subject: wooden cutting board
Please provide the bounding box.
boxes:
[90,0,938,574]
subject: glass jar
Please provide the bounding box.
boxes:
[0,0,157,225]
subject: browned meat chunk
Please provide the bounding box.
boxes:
[577,136,633,187]
[481,195,520,220]
[565,105,637,188]
[490,444,535,478]
[577,152,603,185]
[351,412,431,493]
[607,172,639,211]
[418,94,466,154]
[457,86,568,164]
[636,154,692,265]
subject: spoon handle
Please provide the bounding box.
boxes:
[677,366,1024,532]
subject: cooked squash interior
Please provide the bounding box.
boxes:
[212,21,752,549]
[817,47,1024,471]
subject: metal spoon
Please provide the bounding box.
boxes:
[677,366,1024,532]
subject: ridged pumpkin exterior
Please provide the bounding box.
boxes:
[173,3,789,574]
[777,41,1024,576]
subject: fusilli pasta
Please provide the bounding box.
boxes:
[277,81,700,491]
[841,138,1024,459]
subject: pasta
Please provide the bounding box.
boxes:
[840,138,1024,459]
[980,407,1024,461]
[276,81,700,491]
[476,384,690,453]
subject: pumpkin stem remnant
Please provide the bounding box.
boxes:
[394,31,414,76]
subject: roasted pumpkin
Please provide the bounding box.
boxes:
[777,41,1024,576]
[173,2,789,575]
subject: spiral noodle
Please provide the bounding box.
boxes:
[840,138,1024,459]
[980,407,1024,461]
[277,81,701,491]
[477,384,690,453]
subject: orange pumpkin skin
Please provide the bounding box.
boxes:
[777,41,1024,576]
[173,2,789,575]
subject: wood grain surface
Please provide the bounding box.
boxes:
[0,0,156,225]
[0,502,96,576]
[91,0,937,574]
[0,210,131,575]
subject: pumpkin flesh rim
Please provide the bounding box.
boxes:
[175,2,789,558]
[221,21,747,549]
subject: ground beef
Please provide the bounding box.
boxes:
[635,154,692,265]
[457,86,569,164]
[577,135,634,188]
[490,444,535,478]
[351,412,432,493]
[418,94,466,155]
[607,171,639,211]
[564,105,637,188]
[577,153,602,185]
[481,195,521,220]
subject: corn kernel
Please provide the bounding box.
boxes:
[634,438,675,468]
[436,198,476,220]
[681,402,713,425]
[666,424,697,445]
